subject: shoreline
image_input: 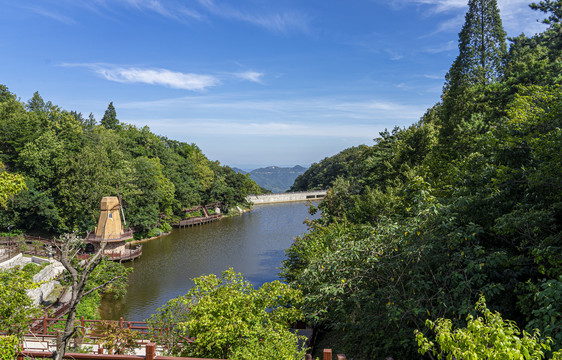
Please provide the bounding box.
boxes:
[129,206,253,245]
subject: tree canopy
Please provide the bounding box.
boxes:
[0,92,263,237]
[283,2,562,358]
[148,269,307,360]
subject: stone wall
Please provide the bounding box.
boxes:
[27,260,65,306]
[0,253,26,271]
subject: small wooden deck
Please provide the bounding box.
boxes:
[77,245,142,262]
[172,214,222,228]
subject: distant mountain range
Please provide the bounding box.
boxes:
[232,166,308,193]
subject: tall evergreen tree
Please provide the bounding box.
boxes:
[439,0,507,154]
[26,91,50,113]
[101,102,120,130]
[446,0,507,90]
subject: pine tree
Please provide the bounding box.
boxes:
[446,0,507,90]
[530,0,562,25]
[26,91,50,113]
[101,102,120,130]
[439,0,507,154]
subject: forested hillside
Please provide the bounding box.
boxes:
[290,147,364,191]
[248,165,307,193]
[0,90,263,237]
[282,0,562,358]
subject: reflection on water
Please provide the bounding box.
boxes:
[99,202,318,321]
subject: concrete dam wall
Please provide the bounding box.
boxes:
[246,190,328,204]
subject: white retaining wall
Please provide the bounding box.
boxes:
[0,253,27,270]
[246,190,328,204]
[27,260,65,306]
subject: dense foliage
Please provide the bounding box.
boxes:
[0,88,263,236]
[0,162,26,209]
[148,269,307,360]
[416,296,562,359]
[290,146,365,191]
[282,1,562,358]
[0,267,40,337]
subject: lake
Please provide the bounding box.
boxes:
[99,201,318,321]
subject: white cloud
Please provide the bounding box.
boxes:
[239,12,309,34]
[390,0,466,13]
[424,40,457,53]
[234,71,264,84]
[118,94,428,126]
[133,118,387,138]
[23,5,77,24]
[497,0,547,35]
[98,67,220,90]
[423,73,444,80]
[63,63,220,91]
[392,0,547,36]
[196,0,309,33]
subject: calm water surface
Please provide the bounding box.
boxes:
[99,202,317,321]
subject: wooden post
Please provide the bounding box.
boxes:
[43,315,47,334]
[81,316,85,328]
[17,354,23,360]
[120,317,124,330]
[146,343,156,360]
[98,347,104,354]
[323,349,332,360]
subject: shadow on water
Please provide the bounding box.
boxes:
[245,248,292,286]
[99,201,319,321]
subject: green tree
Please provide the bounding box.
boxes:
[446,0,507,90]
[125,157,175,232]
[101,102,120,130]
[440,0,507,152]
[0,335,18,360]
[416,296,561,359]
[149,269,307,360]
[0,268,40,337]
[26,91,51,114]
[530,0,562,25]
[54,234,132,360]
[0,163,26,209]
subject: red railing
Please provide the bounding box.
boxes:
[19,343,228,360]
[18,347,345,360]
[21,317,188,355]
[28,316,153,339]
[21,317,344,359]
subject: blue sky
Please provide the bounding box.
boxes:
[0,0,546,170]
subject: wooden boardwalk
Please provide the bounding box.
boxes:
[172,214,222,228]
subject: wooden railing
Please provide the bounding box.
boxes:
[28,316,152,339]
[77,245,142,262]
[21,317,346,359]
[19,345,346,360]
[86,229,135,242]
[19,343,227,360]
[173,214,222,228]
[0,245,20,263]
